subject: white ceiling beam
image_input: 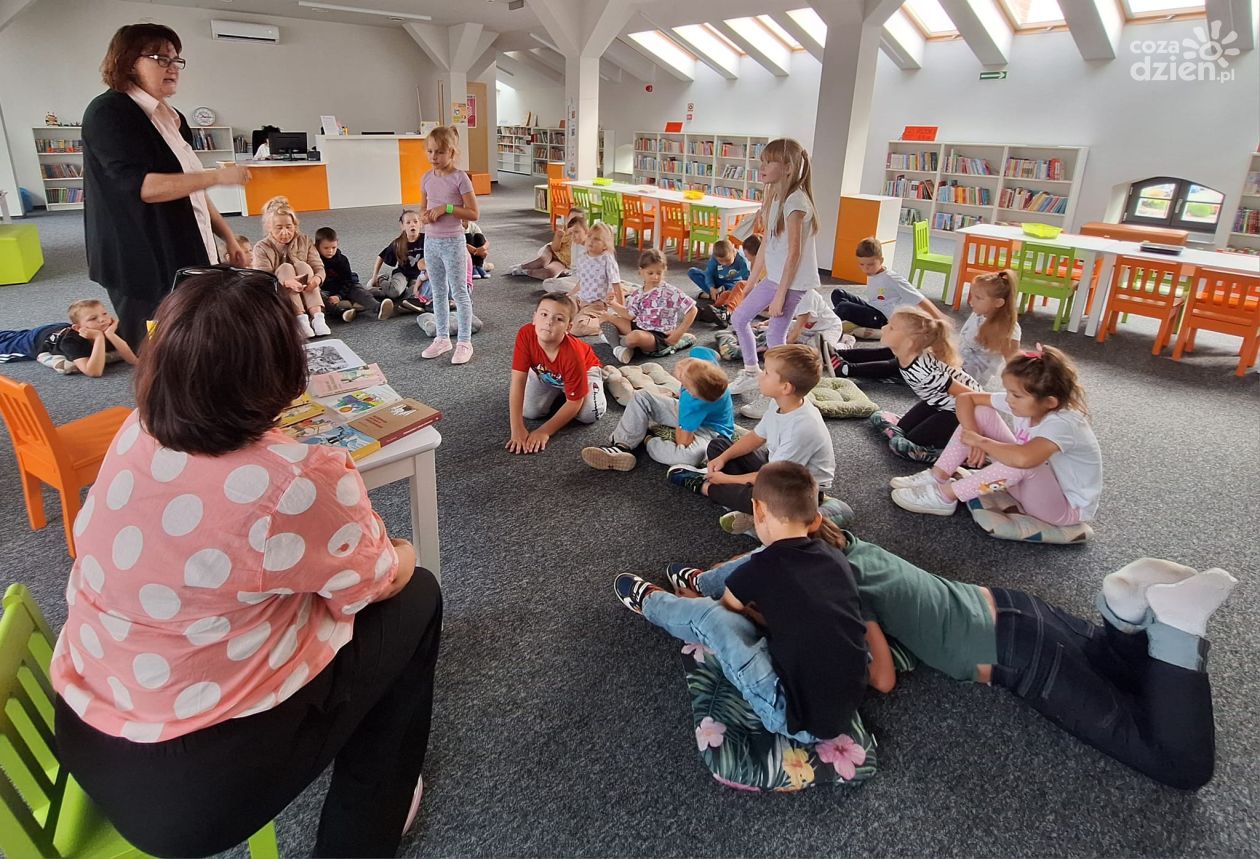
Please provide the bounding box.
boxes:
[599,58,623,81]
[937,0,1013,66]
[0,0,39,33]
[529,46,567,74]
[1057,0,1122,60]
[500,50,564,84]
[771,10,824,61]
[669,24,740,79]
[881,11,925,69]
[528,0,638,56]
[863,0,905,25]
[624,31,696,80]
[1206,0,1255,51]
[605,37,658,81]
[715,17,791,76]
[404,22,451,68]
[468,45,499,80]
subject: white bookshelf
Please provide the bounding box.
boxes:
[632,131,768,201]
[883,140,1089,239]
[496,124,533,176]
[529,127,565,176]
[189,125,243,216]
[32,126,84,210]
[1226,151,1260,255]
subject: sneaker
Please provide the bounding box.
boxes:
[341,307,357,323]
[738,396,771,420]
[400,299,428,314]
[310,313,331,337]
[612,345,633,364]
[377,298,395,320]
[422,338,453,359]
[891,483,958,516]
[889,468,941,490]
[451,342,473,365]
[666,464,707,495]
[665,563,704,593]
[582,445,636,471]
[508,266,527,277]
[296,314,316,339]
[719,510,757,537]
[888,434,943,463]
[613,573,662,616]
[402,775,424,836]
[600,321,623,348]
[852,326,883,340]
[727,370,761,397]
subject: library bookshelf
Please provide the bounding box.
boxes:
[496,126,566,177]
[1226,151,1260,255]
[33,127,85,210]
[632,132,769,201]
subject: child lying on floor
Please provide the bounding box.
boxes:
[0,299,138,377]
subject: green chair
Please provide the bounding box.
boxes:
[0,583,279,859]
[907,221,954,299]
[1014,242,1081,332]
[686,205,721,258]
[599,191,625,243]
[569,186,601,226]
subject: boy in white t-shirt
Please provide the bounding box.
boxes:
[787,288,853,354]
[831,237,947,340]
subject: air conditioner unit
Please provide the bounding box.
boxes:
[211,20,280,44]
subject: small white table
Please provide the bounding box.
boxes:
[356,425,443,580]
[565,179,760,251]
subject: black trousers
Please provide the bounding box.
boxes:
[704,436,766,513]
[102,285,163,351]
[897,401,959,449]
[836,346,902,382]
[324,283,382,314]
[830,288,888,329]
[55,568,443,858]
[991,588,1215,790]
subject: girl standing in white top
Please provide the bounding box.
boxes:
[891,345,1103,526]
[960,269,1022,387]
[729,138,820,397]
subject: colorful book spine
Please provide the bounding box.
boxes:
[1233,208,1260,235]
[886,151,939,172]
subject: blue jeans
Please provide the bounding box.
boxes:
[425,237,473,343]
[688,268,712,296]
[642,588,819,743]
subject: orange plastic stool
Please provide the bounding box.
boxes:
[622,195,654,249]
[549,181,573,231]
[1096,256,1192,355]
[659,201,691,261]
[1172,268,1260,376]
[955,235,1018,309]
[0,376,130,557]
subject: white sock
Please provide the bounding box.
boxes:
[1102,558,1198,624]
[1147,568,1237,637]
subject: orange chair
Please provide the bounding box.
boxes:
[622,195,654,249]
[1172,268,1260,376]
[954,235,1018,309]
[659,201,691,261]
[0,376,130,557]
[727,214,754,250]
[1096,256,1192,355]
[548,182,573,231]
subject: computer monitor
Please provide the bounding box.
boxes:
[268,131,307,159]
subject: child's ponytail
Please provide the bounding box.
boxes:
[894,306,961,367]
[973,269,1019,353]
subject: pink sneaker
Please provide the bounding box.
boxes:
[421,338,452,359]
[451,342,474,364]
[402,774,423,835]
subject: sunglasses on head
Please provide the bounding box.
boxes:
[172,265,279,293]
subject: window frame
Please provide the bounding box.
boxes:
[1122,176,1225,232]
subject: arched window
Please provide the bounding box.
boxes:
[1123,177,1224,232]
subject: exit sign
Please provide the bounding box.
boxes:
[979,70,1008,80]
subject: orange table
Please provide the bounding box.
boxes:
[242,162,329,216]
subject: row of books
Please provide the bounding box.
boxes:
[530,132,565,144]
[688,141,715,156]
[885,176,934,200]
[719,143,746,158]
[886,151,939,172]
[1234,208,1260,235]
[36,138,82,153]
[899,207,926,225]
[188,129,224,151]
[720,164,747,180]
[938,183,993,206]
[41,163,83,179]
[999,188,1068,214]
[685,160,714,177]
[933,212,985,231]
[1244,172,1260,196]
[660,158,682,173]
[1003,158,1068,181]
[47,188,85,203]
[944,155,994,175]
[280,341,440,460]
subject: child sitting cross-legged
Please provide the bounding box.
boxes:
[613,461,874,744]
[315,227,394,322]
[668,345,837,535]
[252,196,329,338]
[507,292,607,455]
[0,299,138,377]
[581,346,734,472]
[600,248,698,365]
[568,222,625,337]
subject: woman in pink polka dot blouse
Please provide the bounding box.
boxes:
[51,268,442,858]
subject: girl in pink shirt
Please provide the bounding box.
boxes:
[52,267,442,858]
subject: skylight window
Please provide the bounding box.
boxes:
[757,15,803,50]
[703,23,744,54]
[999,0,1067,29]
[672,24,740,76]
[627,30,697,78]
[1122,0,1205,17]
[902,0,959,37]
[786,7,827,40]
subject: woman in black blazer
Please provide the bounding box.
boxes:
[83,23,251,347]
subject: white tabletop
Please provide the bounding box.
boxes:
[237,160,326,168]
[356,425,442,471]
[566,179,760,211]
[956,223,1121,254]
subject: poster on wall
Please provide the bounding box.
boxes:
[451,102,467,126]
[466,95,478,129]
[565,94,577,179]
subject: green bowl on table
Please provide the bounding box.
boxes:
[592,177,613,186]
[1022,223,1063,239]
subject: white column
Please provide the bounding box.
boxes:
[445,70,470,169]
[565,55,600,179]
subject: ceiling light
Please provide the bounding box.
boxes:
[296,2,432,21]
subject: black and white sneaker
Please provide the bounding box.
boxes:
[666,464,708,495]
[581,445,637,471]
[613,573,662,616]
[600,321,623,348]
[377,298,395,320]
[665,564,704,593]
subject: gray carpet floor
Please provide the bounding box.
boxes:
[1,175,1258,858]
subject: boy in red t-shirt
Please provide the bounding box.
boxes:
[507,292,607,454]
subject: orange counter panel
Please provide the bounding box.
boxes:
[244,165,329,215]
[832,196,897,283]
[399,140,432,206]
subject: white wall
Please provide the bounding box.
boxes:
[0,0,438,206]
[495,83,564,127]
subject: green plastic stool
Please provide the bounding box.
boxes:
[907,221,953,298]
[570,186,601,226]
[686,205,721,258]
[0,225,44,286]
[1015,242,1080,332]
[0,583,279,859]
[599,191,625,243]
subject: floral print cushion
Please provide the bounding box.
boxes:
[681,643,878,792]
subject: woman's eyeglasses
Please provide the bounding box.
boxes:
[173,265,279,293]
[142,54,187,70]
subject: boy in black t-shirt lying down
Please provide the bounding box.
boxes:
[0,299,138,377]
[614,461,888,743]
